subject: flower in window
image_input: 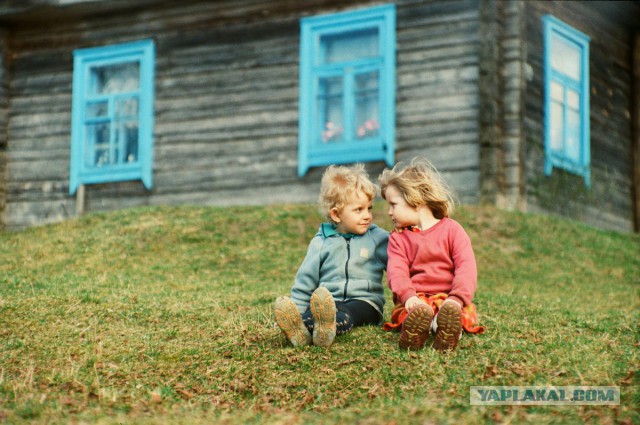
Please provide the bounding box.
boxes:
[357,118,379,139]
[322,121,344,143]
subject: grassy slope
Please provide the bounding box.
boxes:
[0,204,638,424]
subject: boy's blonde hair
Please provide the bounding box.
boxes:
[379,157,455,219]
[319,163,378,221]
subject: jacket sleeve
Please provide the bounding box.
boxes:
[386,232,416,304]
[447,223,477,307]
[290,236,323,313]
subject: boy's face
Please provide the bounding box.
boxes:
[384,184,419,229]
[330,191,373,235]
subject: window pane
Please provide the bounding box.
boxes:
[86,101,108,119]
[116,97,139,119]
[85,123,111,167]
[551,81,563,102]
[320,28,379,64]
[355,71,380,140]
[90,62,140,96]
[318,76,344,143]
[566,109,581,162]
[119,121,139,163]
[567,89,579,110]
[551,35,581,81]
[550,101,563,152]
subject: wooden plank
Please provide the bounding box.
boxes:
[75,184,85,215]
[478,0,502,205]
[399,64,478,86]
[634,32,640,232]
[4,134,69,152]
[8,158,69,181]
[5,198,75,229]
[0,28,9,228]
[501,0,526,210]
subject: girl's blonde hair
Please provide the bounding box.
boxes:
[319,163,378,221]
[379,157,455,219]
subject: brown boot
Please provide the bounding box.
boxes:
[274,296,311,347]
[398,305,434,350]
[310,287,337,347]
[433,299,462,352]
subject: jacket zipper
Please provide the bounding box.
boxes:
[343,238,351,300]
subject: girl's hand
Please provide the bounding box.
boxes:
[442,298,462,309]
[405,296,428,313]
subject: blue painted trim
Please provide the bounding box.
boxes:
[298,21,312,177]
[383,7,396,168]
[298,4,396,176]
[542,15,590,187]
[70,39,155,194]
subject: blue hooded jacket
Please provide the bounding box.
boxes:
[290,223,389,320]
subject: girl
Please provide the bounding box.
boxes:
[379,157,483,351]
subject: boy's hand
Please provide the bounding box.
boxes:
[405,296,428,313]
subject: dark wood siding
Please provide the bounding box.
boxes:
[3,0,484,229]
[1,0,638,232]
[6,1,311,228]
[523,1,637,232]
[396,0,481,202]
[0,30,8,226]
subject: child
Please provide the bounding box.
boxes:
[274,164,389,347]
[379,157,484,352]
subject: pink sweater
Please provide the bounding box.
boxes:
[386,217,477,307]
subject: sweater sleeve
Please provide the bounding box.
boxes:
[447,223,477,307]
[386,232,416,304]
[290,236,323,313]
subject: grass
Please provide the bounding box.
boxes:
[0,203,638,424]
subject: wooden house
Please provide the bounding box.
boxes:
[0,0,638,232]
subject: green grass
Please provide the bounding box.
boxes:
[0,203,638,424]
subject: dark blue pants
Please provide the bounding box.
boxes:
[301,299,379,335]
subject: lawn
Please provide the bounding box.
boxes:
[0,203,638,424]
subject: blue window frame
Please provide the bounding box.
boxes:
[543,15,590,187]
[298,4,396,176]
[70,39,155,194]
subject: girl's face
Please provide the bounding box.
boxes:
[331,191,373,235]
[385,185,419,229]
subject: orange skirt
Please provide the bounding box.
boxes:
[383,293,485,334]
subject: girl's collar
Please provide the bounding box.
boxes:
[396,217,446,233]
[395,225,422,234]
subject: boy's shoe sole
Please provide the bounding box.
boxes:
[310,287,337,347]
[274,296,311,347]
[433,300,462,352]
[398,305,434,350]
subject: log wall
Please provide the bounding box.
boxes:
[0,0,637,232]
[523,1,637,232]
[0,30,7,225]
[3,0,483,229]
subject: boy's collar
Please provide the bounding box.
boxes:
[321,222,360,239]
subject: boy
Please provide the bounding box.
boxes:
[274,164,389,347]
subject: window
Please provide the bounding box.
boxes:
[70,40,155,194]
[543,15,590,187]
[298,4,396,176]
